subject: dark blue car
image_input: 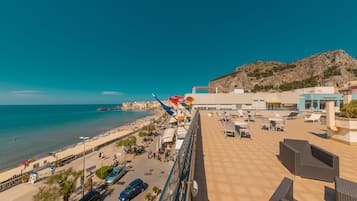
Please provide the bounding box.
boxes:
[118,178,145,201]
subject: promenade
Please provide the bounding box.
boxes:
[195,112,357,201]
[0,111,165,200]
[0,129,134,183]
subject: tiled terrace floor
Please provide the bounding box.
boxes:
[196,112,357,201]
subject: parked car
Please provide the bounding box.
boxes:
[118,178,145,201]
[134,145,145,155]
[105,166,126,185]
[79,190,101,201]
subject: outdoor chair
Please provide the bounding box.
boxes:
[247,111,255,122]
[261,118,270,130]
[275,119,286,131]
[223,122,236,137]
[239,128,251,138]
[304,113,321,123]
[279,139,339,182]
[335,176,357,201]
[269,177,295,201]
[238,109,244,118]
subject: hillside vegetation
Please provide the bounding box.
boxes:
[209,50,357,92]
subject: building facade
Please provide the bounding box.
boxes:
[186,86,343,111]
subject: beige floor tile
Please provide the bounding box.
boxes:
[198,112,357,200]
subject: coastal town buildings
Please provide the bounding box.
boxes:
[121,101,171,111]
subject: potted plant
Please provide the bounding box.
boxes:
[22,174,29,183]
[152,186,160,197]
[145,193,153,201]
[334,100,357,144]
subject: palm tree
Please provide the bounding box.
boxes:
[33,186,61,201]
[33,168,82,201]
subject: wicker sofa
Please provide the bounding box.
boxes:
[269,177,295,201]
[279,139,339,182]
[335,177,357,201]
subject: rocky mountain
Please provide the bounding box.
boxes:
[209,50,357,93]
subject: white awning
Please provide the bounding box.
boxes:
[162,137,174,144]
[175,139,184,151]
[176,126,187,139]
[169,117,177,124]
[162,128,175,144]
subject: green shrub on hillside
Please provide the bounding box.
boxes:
[278,77,318,91]
[252,76,318,92]
[324,66,341,78]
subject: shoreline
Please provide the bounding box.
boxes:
[0,109,163,183]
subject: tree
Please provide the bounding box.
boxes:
[34,168,82,201]
[33,186,61,201]
[138,131,148,137]
[117,136,137,148]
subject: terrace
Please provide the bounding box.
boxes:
[194,111,357,201]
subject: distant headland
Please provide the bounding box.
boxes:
[96,106,121,111]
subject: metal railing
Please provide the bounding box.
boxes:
[159,111,200,201]
[0,174,23,192]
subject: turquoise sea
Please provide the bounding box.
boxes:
[0,105,151,171]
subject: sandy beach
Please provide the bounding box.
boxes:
[0,110,163,183]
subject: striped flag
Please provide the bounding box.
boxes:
[152,93,175,116]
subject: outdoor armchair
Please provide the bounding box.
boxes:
[269,177,295,201]
[279,139,339,182]
[335,176,357,201]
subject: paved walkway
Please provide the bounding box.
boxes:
[0,132,172,201]
[197,112,357,201]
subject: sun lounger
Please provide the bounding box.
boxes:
[285,112,299,120]
[304,113,321,123]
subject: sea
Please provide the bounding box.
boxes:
[0,104,151,171]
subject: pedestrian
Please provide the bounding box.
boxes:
[98,152,102,158]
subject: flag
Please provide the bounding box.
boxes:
[168,95,184,105]
[152,93,175,116]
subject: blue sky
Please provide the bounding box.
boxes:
[0,0,357,104]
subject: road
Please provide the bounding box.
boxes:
[102,138,173,201]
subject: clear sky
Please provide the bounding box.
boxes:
[0,0,357,104]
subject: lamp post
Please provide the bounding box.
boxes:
[79,136,90,198]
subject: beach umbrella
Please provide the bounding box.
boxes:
[20,161,27,166]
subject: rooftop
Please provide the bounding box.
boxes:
[195,112,357,201]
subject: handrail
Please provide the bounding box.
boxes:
[159,111,200,201]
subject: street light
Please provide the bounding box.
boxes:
[79,136,90,198]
